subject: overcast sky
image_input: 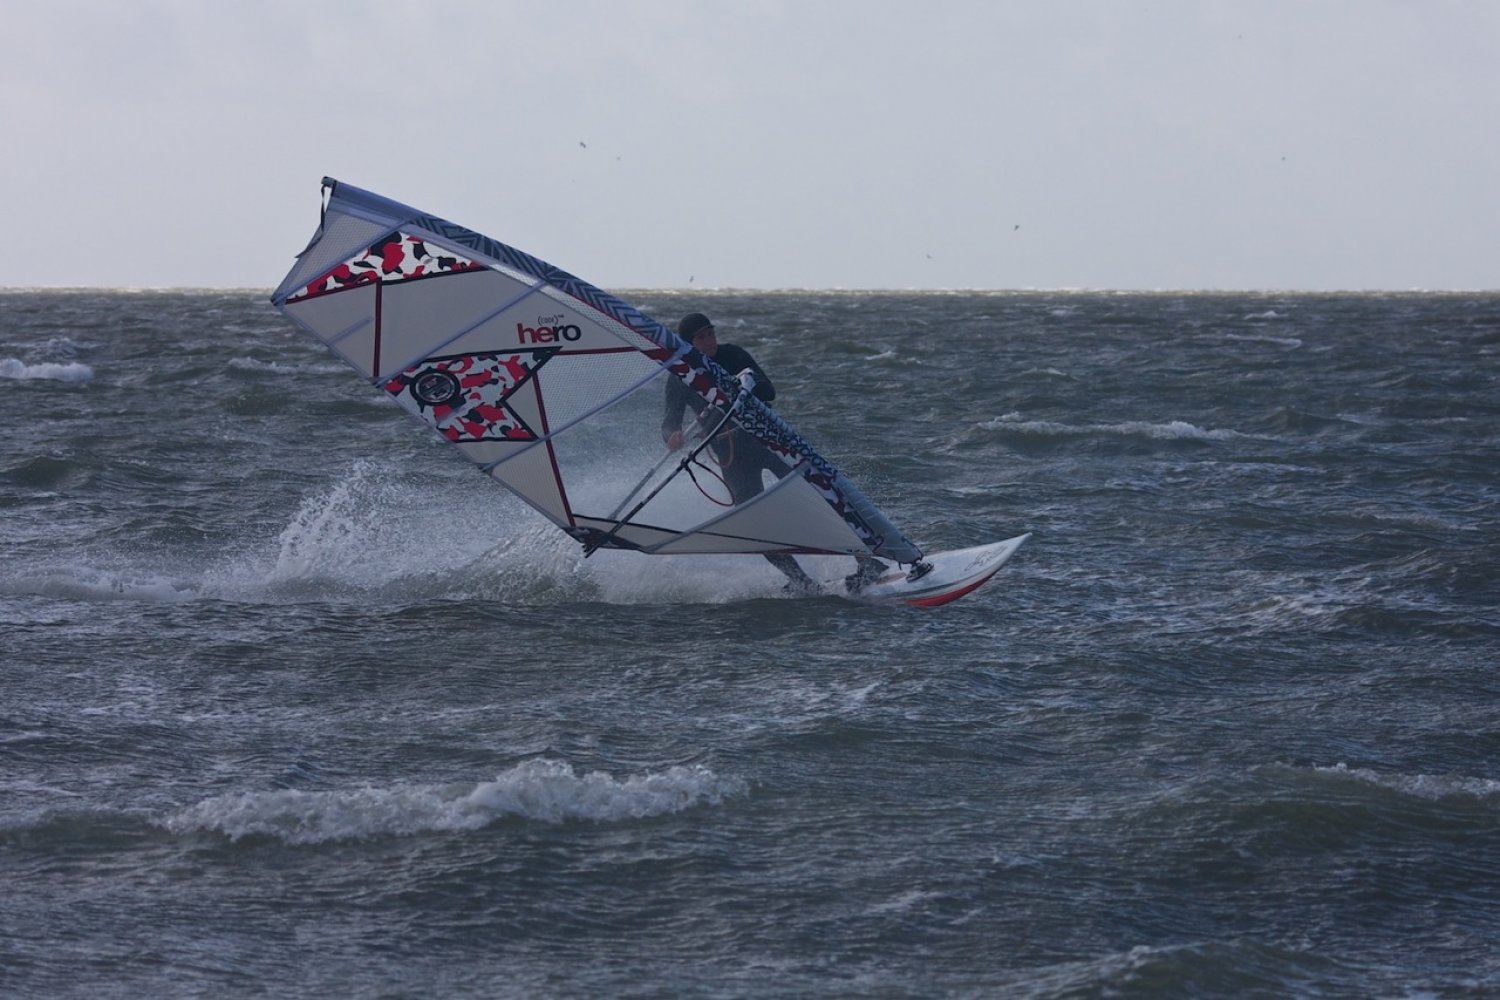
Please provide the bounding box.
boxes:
[3,1,1497,290]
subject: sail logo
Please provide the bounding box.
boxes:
[386,349,559,443]
[517,315,583,344]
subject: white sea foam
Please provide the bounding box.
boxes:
[228,356,297,373]
[227,354,347,377]
[0,358,94,382]
[204,458,556,601]
[261,461,407,586]
[1313,763,1500,802]
[1225,332,1303,348]
[234,459,770,604]
[981,414,1246,441]
[162,759,745,843]
[1,458,792,607]
[0,568,198,603]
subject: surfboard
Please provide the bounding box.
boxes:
[825,534,1031,606]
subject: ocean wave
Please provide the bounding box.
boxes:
[1225,332,1303,348]
[1120,763,1500,868]
[161,759,745,843]
[1215,551,1497,638]
[980,414,1245,442]
[0,454,93,490]
[1311,762,1500,802]
[228,356,298,374]
[1012,367,1076,381]
[0,568,199,603]
[1256,406,1364,434]
[42,336,96,356]
[0,358,94,382]
[227,355,346,377]
[1009,939,1347,996]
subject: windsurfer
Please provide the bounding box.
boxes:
[662,312,885,594]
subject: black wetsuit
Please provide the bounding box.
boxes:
[661,344,784,502]
[661,344,813,586]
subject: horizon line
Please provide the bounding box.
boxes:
[2,284,1498,296]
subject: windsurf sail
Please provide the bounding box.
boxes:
[270,178,923,564]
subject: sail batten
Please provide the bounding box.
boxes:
[272,178,923,564]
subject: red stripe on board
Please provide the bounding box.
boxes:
[902,569,1002,608]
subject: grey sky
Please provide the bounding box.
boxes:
[3,0,1496,290]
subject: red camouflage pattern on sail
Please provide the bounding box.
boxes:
[289,232,485,302]
[383,350,556,443]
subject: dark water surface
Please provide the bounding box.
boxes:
[2,289,1498,997]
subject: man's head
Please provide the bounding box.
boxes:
[677,312,718,357]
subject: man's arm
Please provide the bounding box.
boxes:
[662,377,684,438]
[662,376,695,448]
[719,345,776,404]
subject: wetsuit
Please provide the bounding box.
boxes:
[662,344,783,500]
[661,344,814,588]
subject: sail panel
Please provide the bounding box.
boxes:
[373,268,533,379]
[569,517,836,556]
[477,442,572,525]
[663,474,872,554]
[281,284,379,376]
[271,212,399,305]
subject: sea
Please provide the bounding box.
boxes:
[2,288,1497,998]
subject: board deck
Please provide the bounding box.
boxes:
[821,533,1031,607]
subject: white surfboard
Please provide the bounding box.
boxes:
[823,533,1031,607]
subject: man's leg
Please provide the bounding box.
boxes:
[844,555,888,592]
[766,552,817,592]
[725,442,817,592]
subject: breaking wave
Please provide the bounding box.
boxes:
[981,414,1247,441]
[162,759,746,844]
[1311,762,1500,802]
[0,358,94,382]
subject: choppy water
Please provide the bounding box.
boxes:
[2,288,1498,997]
